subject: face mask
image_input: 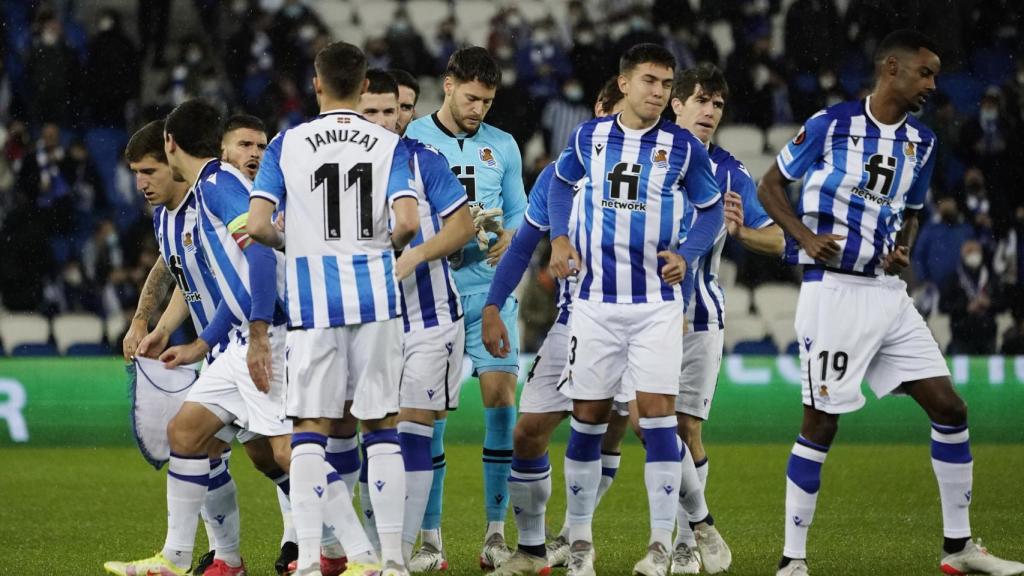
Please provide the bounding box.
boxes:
[1017,71,1024,85]
[41,30,59,46]
[980,107,998,123]
[819,73,836,90]
[507,15,523,28]
[63,267,83,286]
[630,16,647,31]
[964,252,983,269]
[299,24,317,42]
[496,45,514,60]
[283,3,302,18]
[98,16,114,32]
[186,47,203,65]
[232,0,249,15]
[577,31,595,45]
[564,86,583,102]
[533,31,551,44]
[392,19,410,33]
[501,69,517,87]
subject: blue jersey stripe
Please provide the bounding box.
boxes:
[383,251,397,318]
[296,257,314,328]
[441,257,460,320]
[414,256,439,328]
[353,255,374,324]
[629,132,658,302]
[323,256,345,325]
[599,126,624,302]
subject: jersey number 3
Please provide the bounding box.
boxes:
[314,162,374,241]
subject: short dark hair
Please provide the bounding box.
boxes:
[388,68,420,102]
[597,75,624,114]
[164,99,222,158]
[125,120,167,164]
[619,43,676,75]
[365,69,399,98]
[223,113,266,137]
[673,63,729,103]
[445,46,501,88]
[315,41,368,99]
[875,29,940,64]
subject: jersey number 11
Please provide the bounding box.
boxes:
[314,162,374,241]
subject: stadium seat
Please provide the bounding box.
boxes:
[927,312,952,354]
[0,313,52,356]
[754,282,800,321]
[739,154,775,184]
[766,123,801,152]
[733,338,779,355]
[785,340,801,356]
[715,124,764,157]
[723,315,766,351]
[105,312,127,348]
[767,316,797,352]
[53,313,106,355]
[718,259,737,289]
[723,286,752,317]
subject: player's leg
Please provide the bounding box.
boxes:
[402,320,464,571]
[465,293,521,566]
[238,430,299,575]
[196,437,232,575]
[350,318,409,573]
[104,400,231,576]
[903,376,1024,575]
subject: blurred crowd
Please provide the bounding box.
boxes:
[0,0,1022,354]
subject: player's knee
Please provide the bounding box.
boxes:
[678,415,702,444]
[167,415,203,454]
[938,396,968,426]
[513,422,545,457]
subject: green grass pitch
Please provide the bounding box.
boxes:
[4,443,1023,575]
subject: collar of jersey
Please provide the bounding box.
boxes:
[863,95,907,130]
[164,187,195,215]
[191,158,220,193]
[431,112,479,139]
[318,108,366,120]
[614,113,663,138]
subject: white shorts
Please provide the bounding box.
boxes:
[188,327,291,438]
[400,321,466,411]
[561,300,684,401]
[519,322,573,414]
[676,329,725,419]
[286,319,403,421]
[796,271,950,414]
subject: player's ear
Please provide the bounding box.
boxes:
[670,97,684,118]
[443,76,454,98]
[886,55,899,77]
[359,77,369,96]
[617,73,629,95]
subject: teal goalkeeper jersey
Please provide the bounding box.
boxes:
[405,113,527,295]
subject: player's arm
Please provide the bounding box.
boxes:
[482,223,546,358]
[249,133,287,249]
[759,113,843,262]
[885,139,936,275]
[674,146,724,285]
[549,126,587,279]
[724,169,784,256]
[389,139,420,250]
[487,137,528,265]
[135,286,190,358]
[124,259,175,361]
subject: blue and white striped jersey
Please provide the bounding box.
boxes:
[193,159,286,331]
[152,190,228,354]
[685,144,772,331]
[252,109,416,329]
[554,114,721,304]
[400,138,469,333]
[777,96,937,275]
[524,162,573,325]
[404,114,527,296]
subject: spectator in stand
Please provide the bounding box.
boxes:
[42,259,100,315]
[922,92,962,196]
[940,240,1002,355]
[958,167,997,252]
[517,16,572,113]
[386,6,434,77]
[913,191,976,291]
[958,87,1021,228]
[80,218,127,317]
[784,0,842,76]
[434,15,461,74]
[137,0,170,67]
[83,9,139,129]
[540,77,590,157]
[999,299,1024,355]
[26,7,79,126]
[567,21,613,105]
[487,42,536,150]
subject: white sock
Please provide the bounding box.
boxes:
[205,458,241,566]
[322,461,375,562]
[679,442,709,525]
[594,451,620,509]
[509,457,551,548]
[327,434,361,496]
[640,417,682,550]
[291,439,329,573]
[399,422,434,549]
[162,454,210,570]
[695,457,709,488]
[360,478,380,552]
[565,418,607,544]
[783,437,829,559]
[486,521,505,539]
[931,423,973,538]
[276,484,296,546]
[366,431,407,566]
[674,501,696,547]
[421,528,441,549]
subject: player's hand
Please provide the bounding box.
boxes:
[274,211,285,233]
[724,191,745,238]
[246,322,273,394]
[159,339,210,369]
[136,326,170,359]
[800,233,845,263]
[658,250,687,285]
[882,245,910,275]
[481,304,511,358]
[396,246,424,281]
[487,228,512,266]
[549,236,581,279]
[123,318,149,362]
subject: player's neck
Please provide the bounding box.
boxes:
[619,107,659,131]
[165,183,189,211]
[867,92,906,126]
[177,155,216,188]
[319,96,359,115]
[436,104,469,135]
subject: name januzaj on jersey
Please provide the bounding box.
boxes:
[304,128,380,154]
